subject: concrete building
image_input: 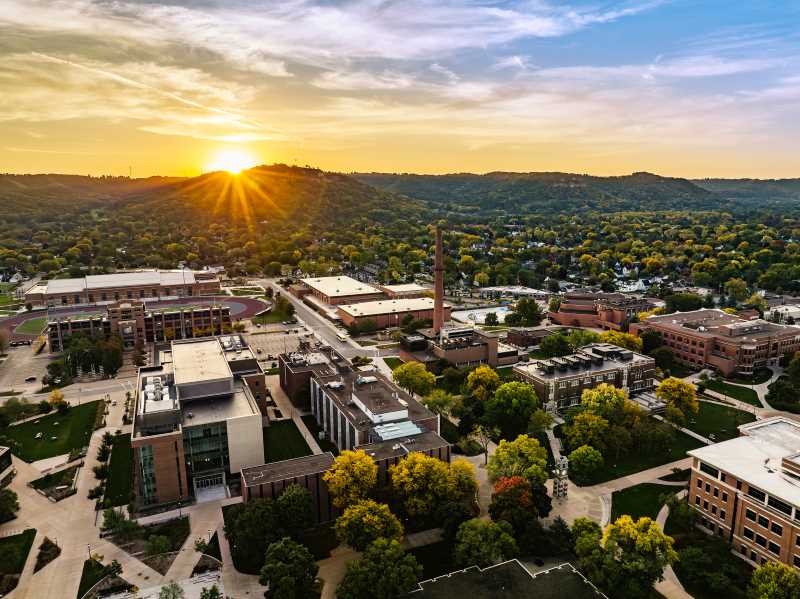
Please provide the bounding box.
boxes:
[376,283,430,299]
[630,309,800,376]
[506,327,558,348]
[278,347,346,410]
[25,269,220,307]
[131,336,265,508]
[336,297,451,330]
[296,276,384,305]
[47,301,232,352]
[241,453,337,523]
[549,292,655,330]
[513,343,656,411]
[688,417,800,570]
[401,325,519,369]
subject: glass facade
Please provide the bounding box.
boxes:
[183,422,229,478]
[139,445,157,505]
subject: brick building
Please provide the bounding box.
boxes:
[26,270,220,307]
[47,301,232,352]
[296,276,384,305]
[630,309,800,376]
[688,417,800,570]
[336,297,451,330]
[513,343,656,411]
[400,325,519,369]
[549,292,655,330]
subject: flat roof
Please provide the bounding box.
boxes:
[409,561,605,599]
[382,283,429,293]
[338,297,446,317]
[689,417,800,508]
[241,452,336,487]
[40,270,198,295]
[302,276,380,298]
[182,386,258,426]
[515,343,653,381]
[358,430,449,461]
[171,339,232,385]
[644,309,799,340]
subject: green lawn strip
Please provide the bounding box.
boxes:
[610,483,677,522]
[439,417,460,445]
[383,357,404,370]
[300,415,339,456]
[31,465,79,490]
[703,380,760,406]
[14,316,47,335]
[497,367,518,382]
[0,528,36,575]
[76,559,108,599]
[263,420,312,463]
[724,367,772,385]
[683,402,755,442]
[535,431,556,473]
[204,532,222,561]
[577,428,703,486]
[145,516,191,551]
[658,468,690,482]
[253,309,292,325]
[1,401,101,462]
[104,434,133,507]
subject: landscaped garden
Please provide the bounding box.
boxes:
[1,400,102,462]
[725,367,772,386]
[0,528,36,595]
[683,401,755,442]
[76,558,132,599]
[610,483,677,522]
[31,464,79,500]
[703,379,760,406]
[101,510,191,575]
[383,356,404,370]
[104,433,132,507]
[263,420,312,463]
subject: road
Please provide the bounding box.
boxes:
[255,278,365,360]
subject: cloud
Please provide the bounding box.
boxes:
[493,55,532,71]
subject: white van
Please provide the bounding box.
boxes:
[336,332,349,343]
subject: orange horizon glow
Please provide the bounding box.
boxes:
[205,148,260,175]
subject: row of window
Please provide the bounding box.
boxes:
[743,527,782,556]
[745,508,784,537]
[695,495,727,521]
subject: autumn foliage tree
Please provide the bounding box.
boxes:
[389,453,477,518]
[486,434,548,485]
[335,499,403,551]
[323,450,378,509]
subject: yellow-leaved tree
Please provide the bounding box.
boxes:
[323,450,378,509]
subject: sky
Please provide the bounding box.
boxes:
[0,0,799,178]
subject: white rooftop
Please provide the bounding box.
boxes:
[382,283,428,293]
[302,276,380,298]
[689,417,800,508]
[171,339,232,385]
[42,270,197,294]
[338,297,444,317]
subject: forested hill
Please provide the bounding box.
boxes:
[694,178,800,203]
[354,171,755,214]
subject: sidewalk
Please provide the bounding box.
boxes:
[654,490,692,599]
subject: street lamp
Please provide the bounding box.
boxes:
[208,529,213,541]
[87,543,91,560]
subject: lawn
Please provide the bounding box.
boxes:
[76,559,107,599]
[383,356,404,370]
[229,287,263,296]
[1,401,101,462]
[725,367,772,385]
[31,464,79,490]
[575,427,703,486]
[704,380,760,406]
[659,468,690,482]
[104,434,133,507]
[263,420,312,462]
[683,402,755,442]
[14,316,47,335]
[0,528,36,595]
[301,415,339,456]
[611,483,676,522]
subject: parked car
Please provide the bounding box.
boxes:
[25,376,36,382]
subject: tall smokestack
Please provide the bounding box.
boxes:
[433,227,445,335]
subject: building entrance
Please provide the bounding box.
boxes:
[193,472,227,503]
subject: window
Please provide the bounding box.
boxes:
[697,479,703,489]
[750,551,757,562]
[748,486,766,503]
[705,483,711,493]
[771,522,783,536]
[713,487,719,497]
[758,515,769,528]
[756,534,767,548]
[744,527,754,540]
[768,496,793,517]
[695,496,701,506]
[720,509,726,521]
[711,505,717,515]
[722,492,728,502]
[704,500,709,510]
[794,555,800,568]
[720,473,726,483]
[768,542,781,556]
[737,481,743,490]
[746,509,756,521]
[796,535,800,548]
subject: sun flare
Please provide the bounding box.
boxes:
[206,148,258,174]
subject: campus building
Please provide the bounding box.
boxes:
[375,283,430,299]
[294,276,384,305]
[506,327,558,348]
[25,270,221,307]
[131,336,265,507]
[513,343,656,411]
[630,309,800,376]
[336,297,451,330]
[47,301,232,352]
[549,292,655,330]
[400,325,520,369]
[688,417,800,570]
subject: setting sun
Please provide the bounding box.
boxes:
[205,148,259,174]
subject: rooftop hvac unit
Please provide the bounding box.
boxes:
[327,381,344,390]
[357,375,378,385]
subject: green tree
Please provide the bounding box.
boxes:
[422,389,455,418]
[487,434,548,484]
[335,499,403,550]
[507,298,544,326]
[259,537,319,599]
[199,586,222,599]
[100,508,141,541]
[568,445,604,485]
[651,346,674,371]
[540,333,572,358]
[484,381,539,439]
[466,365,501,401]
[223,498,280,573]
[725,277,749,302]
[565,329,601,350]
[565,413,609,453]
[145,534,171,556]
[337,539,421,599]
[390,453,477,518]
[276,484,314,533]
[0,488,19,523]
[640,329,662,354]
[786,352,800,387]
[392,361,435,397]
[489,476,551,535]
[581,384,627,419]
[453,519,518,568]
[323,450,378,509]
[159,582,185,599]
[484,312,499,326]
[528,409,554,436]
[748,561,800,599]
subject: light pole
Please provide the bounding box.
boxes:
[208,529,213,541]
[87,543,91,560]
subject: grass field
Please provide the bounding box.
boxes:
[14,316,47,335]
[684,402,755,442]
[725,367,772,385]
[383,357,404,370]
[301,415,339,456]
[575,426,703,486]
[263,420,312,463]
[704,380,760,406]
[611,483,676,522]
[1,401,101,462]
[31,464,78,490]
[229,287,263,296]
[104,434,132,507]
[253,308,292,325]
[76,559,107,599]
[0,529,36,575]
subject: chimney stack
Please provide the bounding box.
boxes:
[433,226,444,335]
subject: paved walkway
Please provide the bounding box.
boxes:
[652,414,712,445]
[654,490,692,599]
